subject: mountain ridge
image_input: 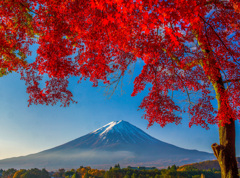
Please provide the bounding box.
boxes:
[0,120,215,169]
[42,120,169,151]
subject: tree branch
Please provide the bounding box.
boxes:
[198,15,240,66]
[161,48,200,70]
[223,78,240,83]
[19,2,39,15]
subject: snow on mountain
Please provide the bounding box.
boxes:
[0,120,215,170]
[42,120,164,152]
[90,120,158,144]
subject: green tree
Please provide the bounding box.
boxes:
[192,175,201,178]
[72,173,80,178]
[114,163,121,169]
[65,170,75,177]
[104,171,111,178]
[131,173,138,178]
[170,165,177,171]
[41,169,50,178]
[19,168,49,178]
[2,168,17,178]
[123,174,131,178]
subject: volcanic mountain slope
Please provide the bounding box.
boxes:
[0,120,214,169]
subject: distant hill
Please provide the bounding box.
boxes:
[0,120,214,170]
[180,157,240,170]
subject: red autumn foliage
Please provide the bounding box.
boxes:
[1,0,240,176]
[1,0,239,128]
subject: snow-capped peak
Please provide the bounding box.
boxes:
[92,120,125,134]
[90,120,158,144]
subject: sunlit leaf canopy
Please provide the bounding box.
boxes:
[1,0,239,128]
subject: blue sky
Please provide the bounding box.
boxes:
[0,46,239,160]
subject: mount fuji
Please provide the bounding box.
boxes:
[0,120,214,169]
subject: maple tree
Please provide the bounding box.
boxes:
[1,0,239,177]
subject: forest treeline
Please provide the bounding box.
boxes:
[0,164,222,178]
[180,157,240,170]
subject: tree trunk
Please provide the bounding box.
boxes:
[201,58,240,178]
[194,33,239,178]
[212,119,239,178]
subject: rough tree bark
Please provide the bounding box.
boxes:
[211,77,239,178]
[212,120,238,178]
